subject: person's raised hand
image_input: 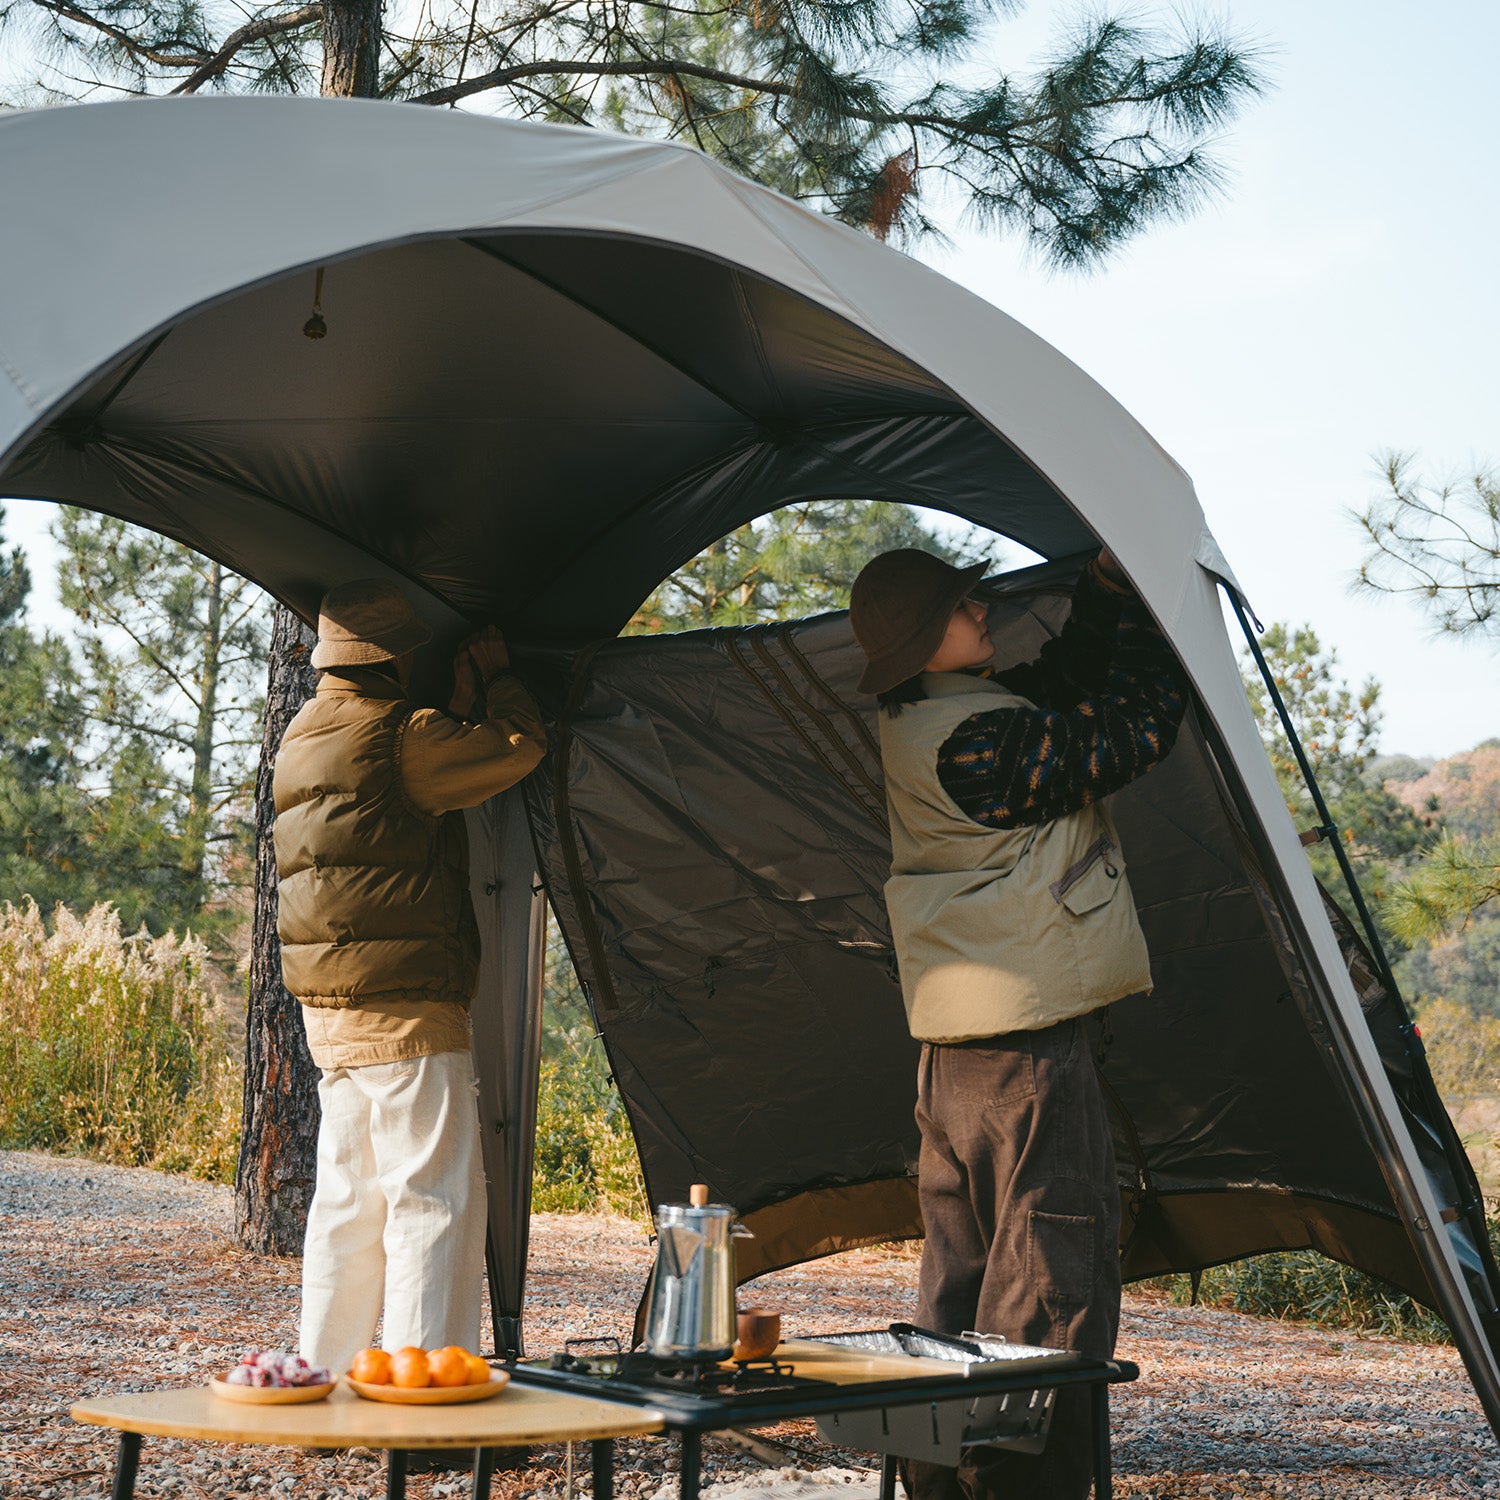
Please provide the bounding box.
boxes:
[463,624,511,682]
[449,648,480,717]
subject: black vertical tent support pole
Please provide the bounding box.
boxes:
[1228,591,1500,1334]
[1230,592,1400,994]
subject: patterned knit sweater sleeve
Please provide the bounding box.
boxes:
[937,568,1189,830]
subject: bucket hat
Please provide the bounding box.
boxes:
[310,578,433,670]
[849,550,988,694]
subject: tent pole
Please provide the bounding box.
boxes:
[1228,591,1500,1342]
[1228,593,1402,995]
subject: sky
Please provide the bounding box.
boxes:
[4,0,1497,758]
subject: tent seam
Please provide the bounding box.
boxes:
[0,352,38,413]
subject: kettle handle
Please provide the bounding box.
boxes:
[731,1222,754,1239]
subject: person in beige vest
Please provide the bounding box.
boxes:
[850,547,1187,1500]
[273,578,546,1379]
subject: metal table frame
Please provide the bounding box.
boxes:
[101,1430,614,1500]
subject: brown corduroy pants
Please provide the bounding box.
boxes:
[905,1015,1121,1500]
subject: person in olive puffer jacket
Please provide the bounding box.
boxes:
[273,578,546,1377]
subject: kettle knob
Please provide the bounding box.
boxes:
[689,1183,709,1207]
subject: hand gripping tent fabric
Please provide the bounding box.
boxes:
[3,97,1498,1430]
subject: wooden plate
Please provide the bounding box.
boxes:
[345,1371,510,1404]
[210,1375,336,1404]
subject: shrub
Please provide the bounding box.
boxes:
[532,1054,649,1219]
[0,898,241,1182]
[1144,1238,1485,1344]
[1164,1252,1452,1342]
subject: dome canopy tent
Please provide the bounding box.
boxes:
[4,97,1498,1433]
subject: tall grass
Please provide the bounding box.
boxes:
[0,899,241,1182]
[0,896,648,1210]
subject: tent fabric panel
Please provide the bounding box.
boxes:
[734,1178,925,1284]
[524,566,1433,1306]
[5,229,1082,638]
[481,235,961,421]
[467,788,548,1357]
[498,148,853,321]
[516,414,1090,638]
[0,100,677,433]
[1117,1189,1424,1300]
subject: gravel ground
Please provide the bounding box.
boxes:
[0,1149,1493,1499]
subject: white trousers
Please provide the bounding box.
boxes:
[299,1051,487,1374]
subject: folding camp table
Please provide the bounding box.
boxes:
[69,1380,665,1500]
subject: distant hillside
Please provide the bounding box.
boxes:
[1389,742,1500,843]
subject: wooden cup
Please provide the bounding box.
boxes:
[733,1308,781,1362]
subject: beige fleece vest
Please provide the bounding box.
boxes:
[880,671,1152,1042]
[273,691,479,1010]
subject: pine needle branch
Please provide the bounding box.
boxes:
[168,4,322,92]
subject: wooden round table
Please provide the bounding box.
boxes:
[70,1380,666,1500]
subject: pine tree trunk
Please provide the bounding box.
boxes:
[322,0,381,97]
[182,559,223,904]
[234,603,320,1254]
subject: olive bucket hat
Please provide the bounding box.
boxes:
[310,578,434,670]
[849,549,988,695]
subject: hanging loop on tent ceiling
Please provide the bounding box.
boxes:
[302,267,327,340]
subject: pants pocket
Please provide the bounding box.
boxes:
[1025,1209,1097,1304]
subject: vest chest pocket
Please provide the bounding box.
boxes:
[1049,835,1122,917]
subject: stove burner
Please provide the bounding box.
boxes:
[544,1346,832,1398]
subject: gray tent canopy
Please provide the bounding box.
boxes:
[3,97,1498,1434]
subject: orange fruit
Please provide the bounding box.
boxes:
[391,1346,432,1388]
[464,1353,491,1386]
[428,1346,470,1388]
[351,1348,392,1385]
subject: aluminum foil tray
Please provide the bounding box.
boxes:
[810,1327,1071,1364]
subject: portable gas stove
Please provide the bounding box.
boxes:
[539,1341,837,1414]
[508,1328,1138,1500]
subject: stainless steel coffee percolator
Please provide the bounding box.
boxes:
[641,1183,753,1361]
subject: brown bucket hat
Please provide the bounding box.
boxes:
[849,549,988,695]
[310,578,433,670]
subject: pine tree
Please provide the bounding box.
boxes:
[0,507,190,929]
[0,507,88,911]
[5,2,1264,265]
[53,509,269,927]
[627,499,994,631]
[1352,456,1500,938]
[1354,453,1500,645]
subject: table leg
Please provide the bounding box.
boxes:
[592,1438,615,1500]
[677,1431,702,1500]
[471,1446,497,1499]
[1090,1383,1112,1500]
[387,1448,408,1500]
[879,1453,898,1500]
[111,1431,141,1500]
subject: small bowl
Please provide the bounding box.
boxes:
[733,1308,780,1362]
